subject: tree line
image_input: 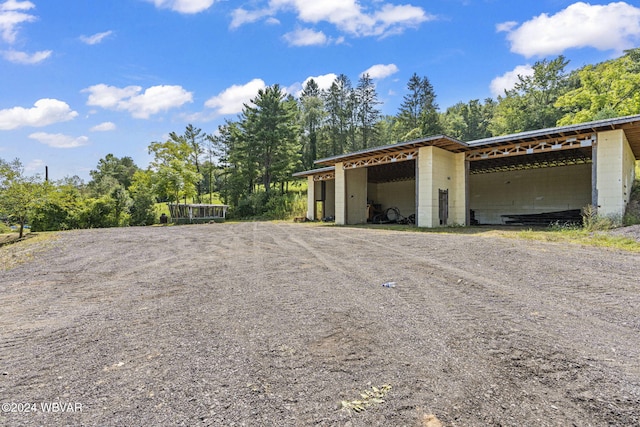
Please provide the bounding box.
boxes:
[1,48,639,231]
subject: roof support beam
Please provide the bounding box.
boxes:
[466,134,596,161]
[342,148,418,170]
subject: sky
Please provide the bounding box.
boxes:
[1,0,639,181]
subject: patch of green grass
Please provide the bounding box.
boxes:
[338,223,640,252]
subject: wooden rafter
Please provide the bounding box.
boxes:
[342,148,418,169]
[466,133,596,161]
[313,172,335,181]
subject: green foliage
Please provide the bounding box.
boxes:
[396,73,441,141]
[0,159,47,238]
[556,49,640,125]
[490,56,572,135]
[581,205,620,231]
[88,154,138,194]
[441,98,496,141]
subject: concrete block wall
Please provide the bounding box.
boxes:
[368,180,416,219]
[417,146,466,227]
[469,164,591,224]
[597,130,636,218]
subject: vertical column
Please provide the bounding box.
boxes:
[596,129,635,218]
[417,146,435,227]
[306,176,315,220]
[335,162,346,225]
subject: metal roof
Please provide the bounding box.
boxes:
[467,114,640,158]
[292,165,335,177]
[295,114,640,177]
[314,135,467,166]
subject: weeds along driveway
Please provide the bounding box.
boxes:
[1,222,639,426]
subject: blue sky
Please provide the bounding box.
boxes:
[1,0,639,181]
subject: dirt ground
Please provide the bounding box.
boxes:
[1,222,639,426]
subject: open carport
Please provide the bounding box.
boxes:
[296,115,640,227]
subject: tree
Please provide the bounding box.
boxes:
[490,56,572,135]
[128,170,157,226]
[240,84,300,195]
[354,73,382,149]
[396,73,442,141]
[181,124,206,201]
[88,154,138,193]
[0,158,46,238]
[555,49,640,125]
[299,79,326,168]
[324,74,354,155]
[148,135,202,204]
[441,98,496,141]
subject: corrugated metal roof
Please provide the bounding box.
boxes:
[314,135,467,166]
[294,114,640,176]
[292,166,335,177]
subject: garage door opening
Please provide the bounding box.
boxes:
[366,160,416,224]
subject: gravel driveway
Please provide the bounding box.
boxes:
[1,222,639,426]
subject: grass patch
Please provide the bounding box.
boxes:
[337,223,640,252]
[0,232,59,271]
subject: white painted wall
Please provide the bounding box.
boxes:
[368,180,416,219]
[596,130,636,218]
[469,164,592,224]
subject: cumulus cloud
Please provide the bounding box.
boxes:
[1,49,50,63]
[232,0,434,38]
[0,0,36,43]
[79,30,113,45]
[83,84,193,119]
[24,158,45,173]
[29,132,89,149]
[288,73,338,97]
[0,98,78,130]
[490,64,534,97]
[90,121,116,132]
[499,2,640,57]
[361,63,398,79]
[146,0,215,14]
[204,78,266,115]
[283,27,328,46]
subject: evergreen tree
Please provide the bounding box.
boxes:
[240,85,301,195]
[355,73,382,150]
[299,79,326,168]
[324,74,354,156]
[396,73,441,141]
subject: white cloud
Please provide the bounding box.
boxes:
[29,132,89,149]
[362,63,398,79]
[490,64,533,97]
[0,98,78,130]
[304,73,338,91]
[233,0,434,38]
[283,27,328,46]
[90,121,116,132]
[288,73,338,97]
[1,49,50,63]
[230,7,272,29]
[24,158,44,172]
[83,84,193,119]
[79,30,113,45]
[204,78,266,115]
[0,0,36,43]
[146,0,214,14]
[499,2,640,57]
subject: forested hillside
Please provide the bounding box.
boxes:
[1,48,639,229]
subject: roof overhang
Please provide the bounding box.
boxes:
[294,114,640,179]
[314,135,468,167]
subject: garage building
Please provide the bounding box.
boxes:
[293,115,640,227]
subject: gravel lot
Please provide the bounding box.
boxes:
[1,222,639,426]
